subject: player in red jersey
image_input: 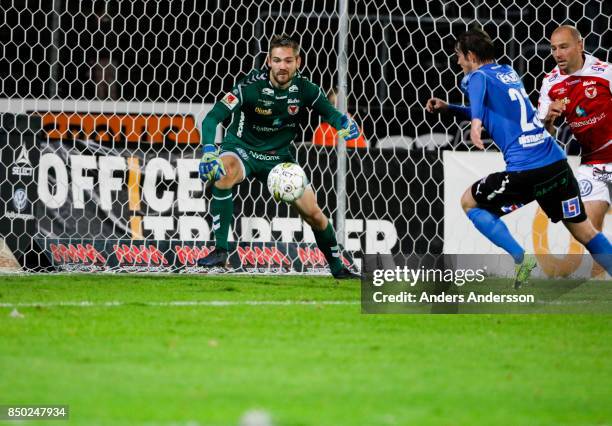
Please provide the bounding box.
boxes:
[537,25,612,232]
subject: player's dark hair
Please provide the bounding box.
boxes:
[269,34,300,56]
[455,28,496,62]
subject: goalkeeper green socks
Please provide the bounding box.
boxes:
[313,222,344,274]
[211,186,233,250]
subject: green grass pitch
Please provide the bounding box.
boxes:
[1,275,611,426]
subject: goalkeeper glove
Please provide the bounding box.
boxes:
[337,114,360,141]
[199,145,226,182]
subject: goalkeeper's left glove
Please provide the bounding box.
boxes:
[337,114,360,141]
[199,145,226,183]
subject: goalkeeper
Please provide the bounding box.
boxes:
[198,34,360,279]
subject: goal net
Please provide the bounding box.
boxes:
[0,1,609,273]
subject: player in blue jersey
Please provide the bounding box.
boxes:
[426,28,612,287]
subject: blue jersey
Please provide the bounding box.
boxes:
[455,63,566,172]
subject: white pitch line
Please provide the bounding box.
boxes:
[0,300,360,308]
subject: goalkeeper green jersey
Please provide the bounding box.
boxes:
[201,69,345,153]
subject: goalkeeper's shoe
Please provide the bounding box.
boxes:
[332,267,361,280]
[197,248,229,268]
[514,254,537,289]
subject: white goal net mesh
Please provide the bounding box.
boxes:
[0,1,610,271]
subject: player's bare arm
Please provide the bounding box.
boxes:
[470,119,484,149]
[543,99,566,134]
[425,98,448,113]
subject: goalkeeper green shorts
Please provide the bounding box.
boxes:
[219,141,295,183]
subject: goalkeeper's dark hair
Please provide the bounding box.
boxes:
[455,28,496,62]
[269,34,300,56]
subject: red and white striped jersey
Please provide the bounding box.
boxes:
[537,54,612,164]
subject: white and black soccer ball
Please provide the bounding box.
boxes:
[267,162,308,203]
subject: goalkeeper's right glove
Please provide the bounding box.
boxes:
[199,145,226,183]
[337,114,360,141]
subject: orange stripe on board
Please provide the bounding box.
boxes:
[127,157,141,211]
[532,207,583,277]
[130,216,143,240]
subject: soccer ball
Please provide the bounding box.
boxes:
[267,163,308,203]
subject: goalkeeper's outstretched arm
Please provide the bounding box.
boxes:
[199,101,233,182]
[311,88,360,140]
[201,103,232,146]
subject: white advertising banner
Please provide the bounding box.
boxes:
[443,151,611,279]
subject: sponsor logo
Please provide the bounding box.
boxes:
[591,66,606,72]
[289,85,298,92]
[255,107,272,115]
[501,203,524,214]
[13,188,28,211]
[566,79,580,86]
[575,105,587,117]
[593,166,612,183]
[221,92,240,110]
[582,80,596,86]
[11,166,33,177]
[237,246,291,267]
[584,86,597,99]
[175,245,214,265]
[118,265,174,272]
[275,95,287,100]
[562,196,581,219]
[288,105,299,115]
[237,111,245,137]
[518,131,547,148]
[569,112,606,129]
[258,99,274,106]
[57,264,106,272]
[475,177,486,195]
[12,145,34,177]
[496,71,520,84]
[534,173,568,197]
[579,179,593,196]
[287,98,300,104]
[253,125,277,133]
[248,150,281,161]
[262,88,274,96]
[297,247,327,267]
[50,243,107,264]
[548,73,560,82]
[16,146,31,165]
[236,146,249,160]
[113,244,169,265]
[4,211,35,220]
[552,87,567,95]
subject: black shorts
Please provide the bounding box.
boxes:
[471,159,587,223]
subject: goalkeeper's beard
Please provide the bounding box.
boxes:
[271,70,294,87]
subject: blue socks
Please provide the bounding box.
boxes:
[467,208,525,264]
[585,233,612,276]
[467,207,612,275]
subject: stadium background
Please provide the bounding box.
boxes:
[1,2,612,425]
[0,1,611,271]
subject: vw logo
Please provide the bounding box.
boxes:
[13,188,28,211]
[579,179,593,197]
